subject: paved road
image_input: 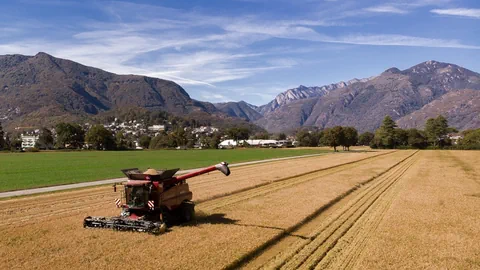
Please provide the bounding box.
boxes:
[0,153,325,199]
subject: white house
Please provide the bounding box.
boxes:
[447,133,464,145]
[218,139,238,149]
[192,126,219,134]
[148,125,165,132]
[21,134,39,149]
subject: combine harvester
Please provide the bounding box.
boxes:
[84,162,231,234]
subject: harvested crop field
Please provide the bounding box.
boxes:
[1,150,479,269]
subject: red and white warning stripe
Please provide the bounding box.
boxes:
[115,198,121,208]
[148,200,155,209]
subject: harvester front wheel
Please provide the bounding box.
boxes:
[181,201,195,222]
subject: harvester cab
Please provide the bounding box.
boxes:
[83,162,230,234]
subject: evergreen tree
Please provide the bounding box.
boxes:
[373,116,397,148]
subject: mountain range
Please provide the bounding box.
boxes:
[219,60,480,133]
[0,52,252,130]
[252,60,480,132]
[1,52,479,133]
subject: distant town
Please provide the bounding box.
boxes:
[2,118,295,151]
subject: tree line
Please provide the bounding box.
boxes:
[295,126,359,151]
[294,115,480,151]
[0,121,259,151]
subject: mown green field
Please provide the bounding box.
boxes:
[0,148,330,192]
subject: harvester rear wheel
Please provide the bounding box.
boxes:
[181,201,195,222]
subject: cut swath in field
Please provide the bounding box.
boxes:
[198,150,397,212]
[229,151,418,269]
[351,151,480,269]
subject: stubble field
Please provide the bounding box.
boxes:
[1,150,479,269]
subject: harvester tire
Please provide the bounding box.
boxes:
[181,201,195,222]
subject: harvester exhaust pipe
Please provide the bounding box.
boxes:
[215,162,231,176]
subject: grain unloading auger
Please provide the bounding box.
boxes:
[83,162,230,234]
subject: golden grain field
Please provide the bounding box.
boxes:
[1,150,479,270]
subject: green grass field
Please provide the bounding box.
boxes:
[0,148,330,192]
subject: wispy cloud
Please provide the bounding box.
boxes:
[364,5,409,14]
[430,8,480,19]
[326,34,480,49]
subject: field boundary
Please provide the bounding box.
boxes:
[0,152,339,199]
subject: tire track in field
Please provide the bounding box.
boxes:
[198,151,399,211]
[277,152,417,270]
[224,151,417,270]
[1,152,397,227]
[315,154,418,270]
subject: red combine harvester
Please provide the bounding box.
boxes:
[83,162,230,234]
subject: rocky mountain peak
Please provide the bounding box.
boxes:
[383,67,401,74]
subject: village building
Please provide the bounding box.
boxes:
[447,133,464,145]
[21,134,39,149]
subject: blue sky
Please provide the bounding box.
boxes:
[1,0,479,105]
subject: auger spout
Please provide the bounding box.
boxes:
[174,162,230,181]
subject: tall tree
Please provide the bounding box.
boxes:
[407,128,427,149]
[55,123,85,149]
[4,133,11,150]
[139,135,151,149]
[296,129,320,147]
[460,129,480,148]
[322,126,345,152]
[425,115,449,147]
[394,128,409,147]
[277,133,287,140]
[115,131,128,150]
[358,132,374,146]
[149,132,176,149]
[207,132,222,149]
[36,128,54,150]
[172,127,187,147]
[342,127,358,151]
[0,122,5,150]
[373,116,398,148]
[227,127,251,143]
[85,125,115,150]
